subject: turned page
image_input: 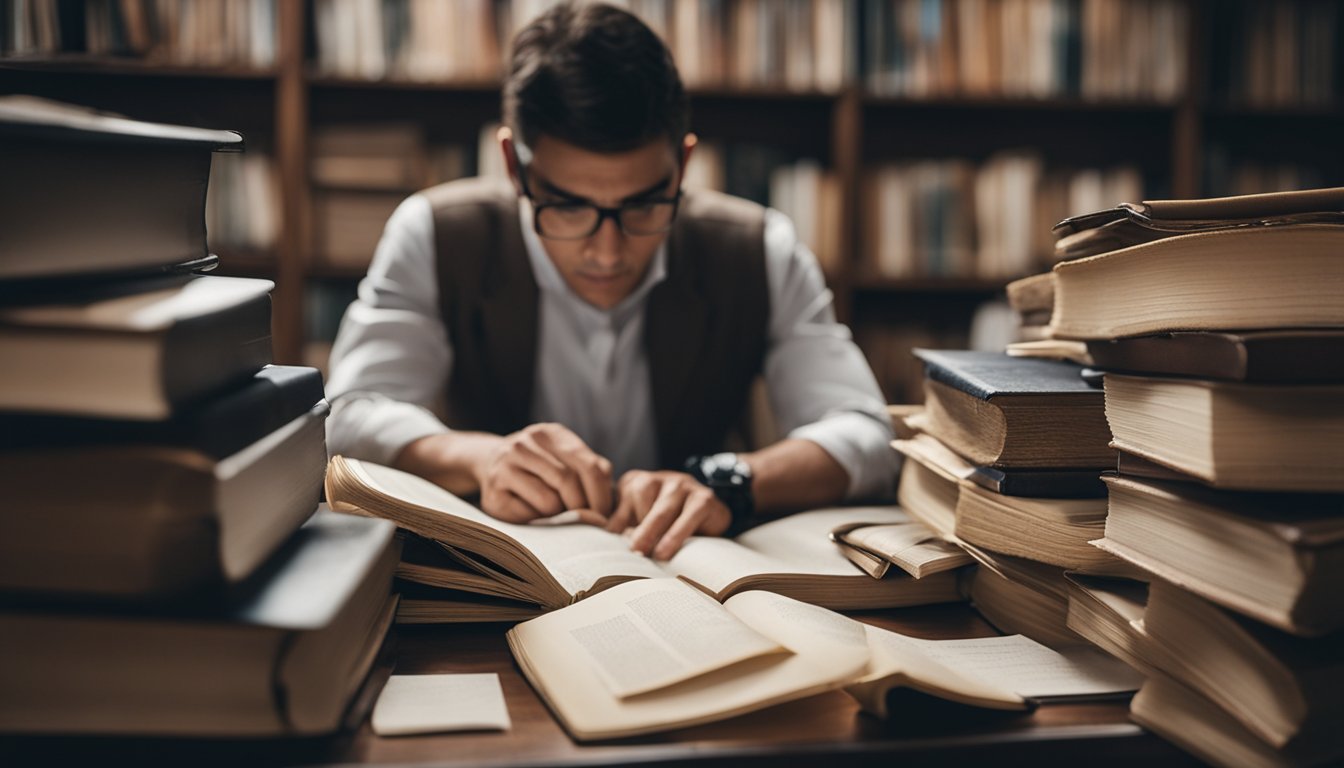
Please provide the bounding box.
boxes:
[666,507,911,594]
[509,578,786,699]
[863,627,1144,701]
[334,459,666,598]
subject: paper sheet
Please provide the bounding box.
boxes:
[371,674,512,736]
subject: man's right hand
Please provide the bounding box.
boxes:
[394,424,614,525]
[475,423,614,524]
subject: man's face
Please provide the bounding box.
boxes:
[509,133,684,310]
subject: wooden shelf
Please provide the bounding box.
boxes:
[306,73,500,92]
[1202,103,1344,120]
[860,94,1181,113]
[853,276,1011,294]
[0,56,277,80]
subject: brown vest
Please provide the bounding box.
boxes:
[425,177,770,470]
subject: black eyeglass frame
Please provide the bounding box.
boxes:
[512,148,683,241]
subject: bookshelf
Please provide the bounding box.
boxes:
[2,0,1340,402]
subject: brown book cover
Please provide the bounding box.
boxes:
[1087,330,1344,383]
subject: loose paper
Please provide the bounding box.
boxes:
[371,673,512,736]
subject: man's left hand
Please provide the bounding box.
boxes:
[606,470,731,560]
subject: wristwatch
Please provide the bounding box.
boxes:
[684,452,755,535]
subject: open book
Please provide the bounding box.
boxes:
[325,457,964,616]
[506,578,1142,740]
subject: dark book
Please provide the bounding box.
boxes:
[965,465,1107,499]
[913,349,1114,469]
[1096,474,1344,637]
[1087,330,1344,383]
[0,402,329,600]
[0,365,324,459]
[0,510,400,736]
[0,274,273,420]
[0,96,242,281]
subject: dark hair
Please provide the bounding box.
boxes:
[503,2,688,153]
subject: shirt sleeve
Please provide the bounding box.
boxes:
[760,208,899,500]
[324,193,453,464]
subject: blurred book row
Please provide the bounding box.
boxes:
[7,0,1342,109]
[1209,0,1341,108]
[862,155,1143,280]
[863,0,1187,100]
[2,0,278,68]
[0,96,396,736]
[311,0,855,91]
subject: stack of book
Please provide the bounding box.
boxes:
[1044,187,1344,767]
[890,349,1126,648]
[310,121,500,273]
[0,97,398,737]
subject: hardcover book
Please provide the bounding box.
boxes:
[913,349,1114,469]
[0,95,242,281]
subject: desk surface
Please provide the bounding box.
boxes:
[1,604,1199,767]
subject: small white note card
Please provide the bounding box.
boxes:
[371,673,512,736]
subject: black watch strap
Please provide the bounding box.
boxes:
[684,452,755,535]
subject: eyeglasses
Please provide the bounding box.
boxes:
[513,147,682,240]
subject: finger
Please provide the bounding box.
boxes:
[653,491,727,561]
[534,428,615,518]
[498,464,565,517]
[567,508,611,527]
[606,490,637,532]
[487,491,542,524]
[629,482,690,557]
[514,435,588,512]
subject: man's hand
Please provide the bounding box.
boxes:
[608,470,731,560]
[395,424,614,525]
[475,423,614,524]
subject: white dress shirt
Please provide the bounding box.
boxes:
[326,192,898,499]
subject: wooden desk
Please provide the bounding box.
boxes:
[0,604,1199,767]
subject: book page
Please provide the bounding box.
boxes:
[836,520,973,577]
[858,625,1022,707]
[666,507,908,593]
[342,459,663,596]
[877,631,1143,699]
[515,578,785,699]
[722,590,870,658]
[508,581,871,740]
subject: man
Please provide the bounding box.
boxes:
[326,2,895,559]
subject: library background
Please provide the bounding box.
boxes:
[2,1,1343,766]
[5,0,1340,402]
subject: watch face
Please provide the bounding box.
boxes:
[705,453,751,486]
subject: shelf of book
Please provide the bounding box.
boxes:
[2,0,1340,398]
